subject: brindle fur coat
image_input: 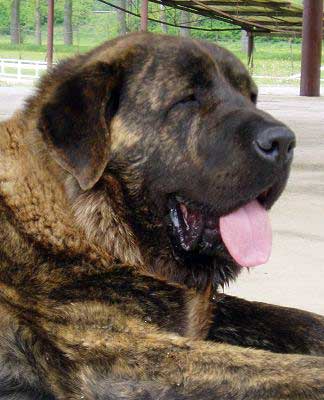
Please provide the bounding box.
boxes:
[0,33,323,399]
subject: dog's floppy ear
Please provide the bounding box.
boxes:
[38,61,120,191]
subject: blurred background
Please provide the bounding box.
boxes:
[0,0,315,86]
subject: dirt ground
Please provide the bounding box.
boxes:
[0,85,323,315]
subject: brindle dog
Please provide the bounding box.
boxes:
[0,33,323,400]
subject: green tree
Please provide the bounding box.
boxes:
[0,0,10,33]
[35,0,41,45]
[160,4,167,34]
[72,0,93,27]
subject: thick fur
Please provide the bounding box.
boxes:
[0,33,323,399]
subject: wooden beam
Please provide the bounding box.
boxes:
[175,1,292,6]
[215,11,302,17]
[162,0,304,32]
[255,31,302,37]
[152,0,316,35]
[300,0,323,96]
[238,19,301,26]
[174,0,291,9]
[158,0,255,28]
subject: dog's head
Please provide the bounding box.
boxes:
[31,33,295,290]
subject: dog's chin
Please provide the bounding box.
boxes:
[149,195,239,290]
[148,243,241,292]
[157,183,285,291]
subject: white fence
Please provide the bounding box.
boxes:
[0,58,323,84]
[0,58,48,83]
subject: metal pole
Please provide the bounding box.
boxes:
[300,0,323,96]
[47,0,54,69]
[140,0,148,32]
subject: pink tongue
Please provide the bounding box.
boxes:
[219,200,272,268]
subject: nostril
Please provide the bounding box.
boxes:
[262,140,279,154]
[254,127,296,164]
[255,137,279,156]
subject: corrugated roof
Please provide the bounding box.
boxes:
[155,0,324,35]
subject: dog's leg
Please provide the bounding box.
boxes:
[0,355,55,400]
[6,304,321,399]
[83,378,188,400]
[2,304,323,399]
[5,322,323,400]
[207,294,324,356]
[64,331,324,400]
[0,306,56,400]
[1,262,322,400]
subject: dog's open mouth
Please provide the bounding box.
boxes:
[168,194,272,268]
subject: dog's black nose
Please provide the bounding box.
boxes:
[254,127,295,164]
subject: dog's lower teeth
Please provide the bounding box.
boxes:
[169,194,223,257]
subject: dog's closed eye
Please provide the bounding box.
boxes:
[167,94,199,115]
[173,94,197,106]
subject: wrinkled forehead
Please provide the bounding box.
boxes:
[134,40,219,90]
[121,39,227,109]
[90,34,254,102]
[129,37,256,103]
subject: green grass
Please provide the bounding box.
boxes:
[0,22,114,60]
[0,26,323,85]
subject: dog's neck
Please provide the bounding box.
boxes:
[0,114,214,339]
[65,174,145,268]
[0,114,111,264]
[0,114,216,299]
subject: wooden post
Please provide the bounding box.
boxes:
[300,0,323,96]
[141,0,148,32]
[47,0,54,69]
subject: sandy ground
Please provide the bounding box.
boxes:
[227,89,324,315]
[0,85,323,315]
